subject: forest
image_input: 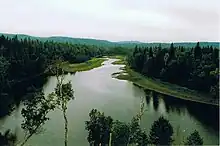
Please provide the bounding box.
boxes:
[0,35,125,117]
[0,35,132,117]
[0,35,218,146]
[127,43,219,99]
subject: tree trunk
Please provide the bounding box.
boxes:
[63,109,68,146]
[20,123,41,146]
[20,133,33,146]
[108,133,112,146]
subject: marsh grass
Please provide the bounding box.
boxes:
[60,58,107,73]
[113,63,218,106]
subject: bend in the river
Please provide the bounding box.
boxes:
[0,59,219,145]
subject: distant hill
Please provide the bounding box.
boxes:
[0,33,219,48]
[116,41,143,44]
[48,36,114,46]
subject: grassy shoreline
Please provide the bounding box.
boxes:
[112,60,219,106]
[108,55,126,65]
[60,58,107,73]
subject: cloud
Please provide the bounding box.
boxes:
[0,0,219,42]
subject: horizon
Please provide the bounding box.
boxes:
[0,0,219,42]
[1,32,220,44]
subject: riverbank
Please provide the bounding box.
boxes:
[108,56,126,65]
[112,61,219,106]
[59,58,107,73]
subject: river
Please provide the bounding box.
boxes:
[0,59,219,145]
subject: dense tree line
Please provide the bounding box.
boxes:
[85,109,203,146]
[127,43,219,98]
[107,46,131,56]
[0,35,108,117]
[1,108,203,146]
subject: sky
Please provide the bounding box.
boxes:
[0,0,219,42]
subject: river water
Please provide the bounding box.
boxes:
[0,59,219,145]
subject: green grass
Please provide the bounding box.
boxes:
[60,58,107,73]
[113,66,219,106]
[112,60,126,65]
[108,55,126,65]
[108,55,124,59]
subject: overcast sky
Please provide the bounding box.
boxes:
[0,0,219,42]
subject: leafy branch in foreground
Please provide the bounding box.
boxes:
[49,64,74,146]
[20,91,56,146]
[18,61,74,146]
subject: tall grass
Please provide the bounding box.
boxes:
[60,58,107,73]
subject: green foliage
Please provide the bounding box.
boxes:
[128,43,219,100]
[54,81,74,107]
[110,56,126,65]
[111,118,149,146]
[85,109,148,146]
[21,92,56,135]
[111,120,130,145]
[21,91,56,145]
[149,116,173,145]
[107,46,130,55]
[20,68,74,146]
[85,109,113,145]
[194,42,202,59]
[0,35,107,117]
[128,117,149,145]
[60,58,107,73]
[85,110,205,146]
[134,130,148,146]
[0,56,10,80]
[184,130,203,145]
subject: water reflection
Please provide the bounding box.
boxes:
[162,94,185,116]
[152,91,159,111]
[143,89,219,136]
[163,94,218,132]
[145,95,150,105]
[186,102,219,133]
[144,89,151,105]
[70,72,76,75]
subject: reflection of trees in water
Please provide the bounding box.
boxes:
[144,90,160,111]
[186,102,219,133]
[145,95,150,105]
[162,94,219,133]
[4,75,49,110]
[144,88,219,134]
[163,98,170,113]
[152,91,159,111]
[70,72,76,75]
[162,94,185,116]
[137,87,218,143]
[144,89,151,105]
